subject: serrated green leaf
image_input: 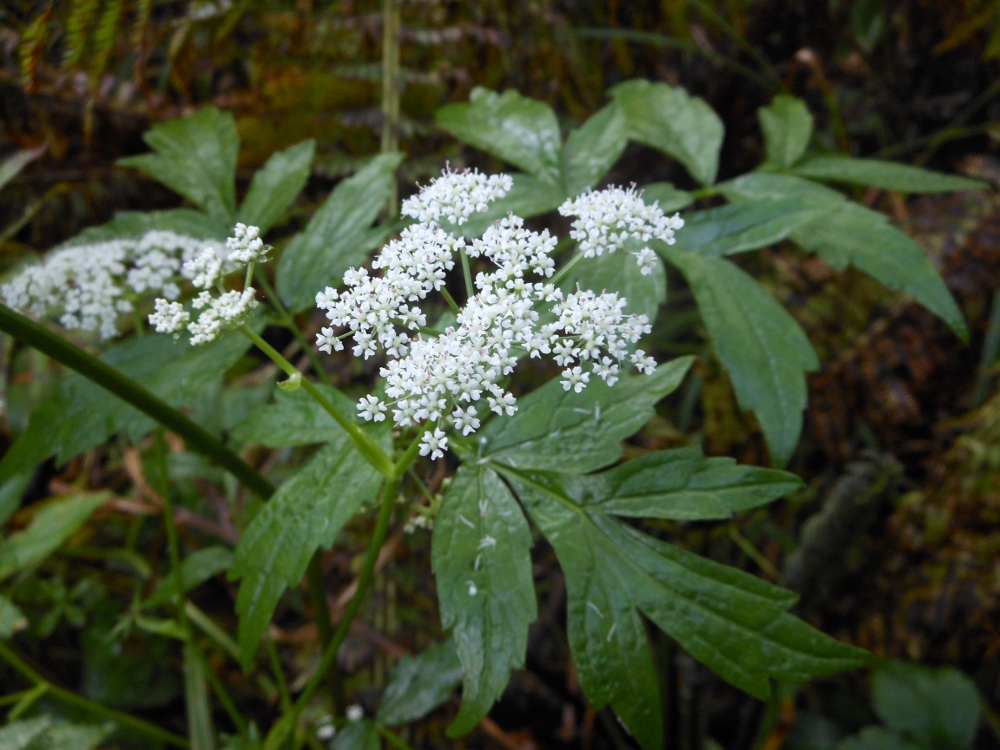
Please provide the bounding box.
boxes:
[230,427,388,668]
[506,467,868,749]
[480,358,693,474]
[118,107,239,223]
[758,95,813,169]
[0,328,256,483]
[70,208,230,244]
[25,722,114,750]
[720,173,968,340]
[237,139,315,234]
[836,726,929,750]
[563,241,666,322]
[610,79,725,186]
[641,182,695,213]
[0,493,108,581]
[551,445,802,520]
[331,721,379,750]
[674,198,830,257]
[660,247,818,466]
[561,103,628,196]
[455,172,567,238]
[0,718,52,749]
[791,155,990,193]
[871,662,980,750]
[230,384,356,448]
[436,87,562,184]
[0,593,28,638]
[376,638,463,727]
[145,546,234,608]
[431,466,536,736]
[276,152,403,312]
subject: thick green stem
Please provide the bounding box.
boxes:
[0,640,190,748]
[238,325,394,476]
[0,303,275,499]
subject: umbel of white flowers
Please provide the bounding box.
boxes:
[315,167,684,459]
[1,231,227,339]
[149,224,266,344]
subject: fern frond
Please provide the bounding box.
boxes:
[62,0,100,71]
[19,5,53,94]
[88,0,123,85]
[132,0,151,54]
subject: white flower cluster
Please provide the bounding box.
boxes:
[316,169,675,460]
[558,185,685,276]
[149,223,265,345]
[1,231,226,339]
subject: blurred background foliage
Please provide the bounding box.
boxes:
[2,0,1000,748]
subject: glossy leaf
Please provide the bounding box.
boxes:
[674,198,830,257]
[554,445,802,519]
[871,662,980,749]
[237,139,316,234]
[660,247,818,466]
[230,427,388,668]
[230,384,357,448]
[145,546,234,608]
[0,329,255,482]
[758,95,813,169]
[563,240,667,322]
[479,358,693,473]
[791,155,990,193]
[456,172,567,238]
[0,493,108,581]
[276,152,403,312]
[611,79,725,186]
[0,593,27,638]
[118,107,239,223]
[376,638,463,727]
[507,467,868,749]
[561,102,628,196]
[641,182,695,213]
[720,173,968,340]
[331,721,379,750]
[436,87,562,183]
[0,718,52,749]
[431,466,536,736]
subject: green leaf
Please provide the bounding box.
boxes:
[276,152,403,312]
[82,619,181,709]
[0,474,29,527]
[436,87,562,184]
[0,493,108,581]
[0,593,27,638]
[237,139,315,234]
[0,329,255,483]
[674,198,830,257]
[506,467,868,749]
[720,174,968,340]
[870,662,980,750]
[563,241,666,322]
[610,79,725,186]
[185,643,216,750]
[561,103,628,196]
[118,107,239,223]
[455,172,567,238]
[145,546,234,608]
[480,358,693,474]
[230,384,356,448]
[331,721,379,750]
[560,445,802,520]
[376,638,463,727]
[758,95,813,169]
[836,726,929,750]
[660,247,818,466]
[0,146,44,193]
[791,155,990,193]
[230,427,388,668]
[24,722,114,750]
[641,182,695,213]
[431,466,536,736]
[71,208,230,244]
[0,718,52,749]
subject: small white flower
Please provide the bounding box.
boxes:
[225,223,269,264]
[452,406,481,436]
[357,395,387,422]
[401,167,512,226]
[419,428,448,460]
[345,705,364,722]
[634,247,658,276]
[149,299,190,336]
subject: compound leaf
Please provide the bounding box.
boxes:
[758,95,813,169]
[791,155,990,193]
[230,384,357,448]
[675,198,829,257]
[561,102,628,196]
[237,139,315,234]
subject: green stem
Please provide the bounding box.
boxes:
[0,640,190,748]
[255,268,332,387]
[238,325,394,476]
[0,303,275,500]
[188,642,248,736]
[459,247,475,300]
[378,725,419,750]
[549,251,586,287]
[439,286,461,315]
[266,636,293,712]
